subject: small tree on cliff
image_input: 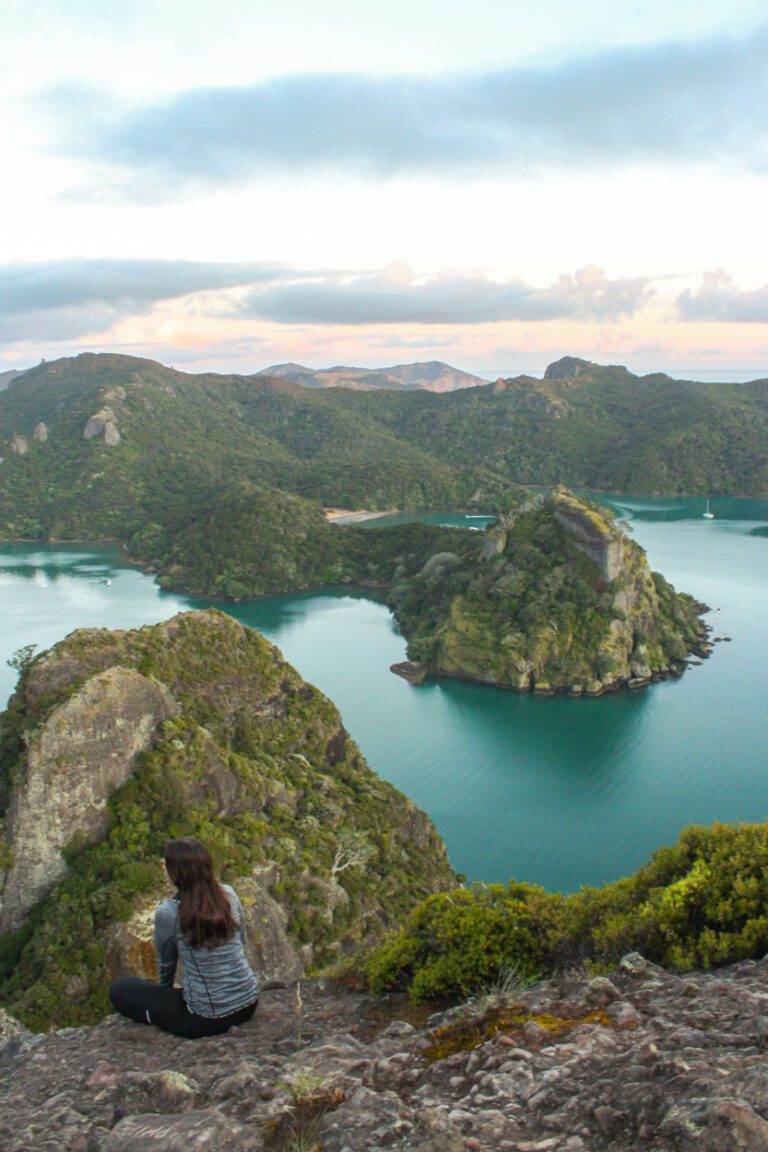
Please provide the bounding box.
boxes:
[7,644,37,677]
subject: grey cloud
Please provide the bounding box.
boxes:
[677,270,768,322]
[0,257,289,315]
[238,265,652,325]
[0,257,294,345]
[47,29,768,196]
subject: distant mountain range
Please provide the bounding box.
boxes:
[257,360,485,392]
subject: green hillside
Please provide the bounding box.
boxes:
[347,357,768,495]
[1,352,766,602]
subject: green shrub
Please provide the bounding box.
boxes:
[364,882,564,1002]
[363,823,768,1001]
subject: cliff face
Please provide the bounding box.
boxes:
[390,490,708,695]
[3,952,768,1151]
[0,667,177,933]
[0,611,452,1028]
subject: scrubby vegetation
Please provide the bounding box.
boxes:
[0,612,452,1029]
[363,822,768,1002]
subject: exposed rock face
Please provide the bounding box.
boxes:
[9,433,27,456]
[104,420,122,445]
[482,518,508,559]
[3,954,768,1151]
[32,421,48,442]
[0,610,452,1027]
[543,355,597,379]
[84,406,115,438]
[552,488,623,581]
[106,878,303,988]
[0,667,178,932]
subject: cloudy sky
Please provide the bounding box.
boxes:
[2,0,767,376]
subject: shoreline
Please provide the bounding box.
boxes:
[324,508,396,524]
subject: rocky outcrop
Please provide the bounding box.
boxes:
[9,433,27,456]
[0,667,178,932]
[32,421,48,442]
[4,953,768,1150]
[106,876,304,988]
[552,488,623,581]
[390,660,429,685]
[0,611,452,1027]
[84,406,121,445]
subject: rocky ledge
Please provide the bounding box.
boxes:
[4,952,768,1151]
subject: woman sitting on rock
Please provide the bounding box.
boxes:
[109,837,260,1039]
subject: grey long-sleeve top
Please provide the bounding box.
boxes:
[154,883,260,1018]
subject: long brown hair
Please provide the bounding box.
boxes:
[163,837,237,949]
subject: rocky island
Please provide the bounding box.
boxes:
[388,489,709,696]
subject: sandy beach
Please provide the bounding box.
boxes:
[324,508,395,524]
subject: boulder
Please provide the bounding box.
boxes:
[105,1110,262,1151]
[10,433,27,455]
[84,406,121,444]
[391,660,429,684]
[32,422,48,442]
[234,875,304,984]
[104,420,122,446]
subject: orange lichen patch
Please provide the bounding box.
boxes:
[424,1005,615,1064]
[530,1010,613,1036]
[425,1005,528,1063]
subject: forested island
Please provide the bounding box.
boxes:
[388,489,708,695]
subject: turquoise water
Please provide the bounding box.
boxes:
[1,493,766,892]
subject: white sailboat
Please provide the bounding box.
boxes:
[703,498,714,520]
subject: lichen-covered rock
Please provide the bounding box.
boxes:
[0,610,452,1028]
[105,1109,262,1151]
[0,1008,29,1050]
[3,957,768,1151]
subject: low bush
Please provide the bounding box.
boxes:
[363,823,768,1001]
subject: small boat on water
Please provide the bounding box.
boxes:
[703,499,715,520]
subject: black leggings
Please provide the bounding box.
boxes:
[109,977,258,1039]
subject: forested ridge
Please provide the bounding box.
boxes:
[0,351,765,600]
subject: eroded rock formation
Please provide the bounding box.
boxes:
[0,667,177,932]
